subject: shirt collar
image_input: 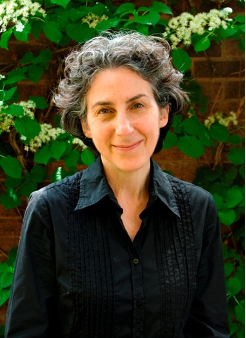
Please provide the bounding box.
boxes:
[75,156,180,218]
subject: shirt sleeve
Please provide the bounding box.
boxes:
[5,191,57,338]
[183,193,230,338]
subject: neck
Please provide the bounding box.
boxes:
[101,159,151,201]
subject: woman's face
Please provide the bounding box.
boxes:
[81,67,169,174]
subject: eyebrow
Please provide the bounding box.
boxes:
[91,94,149,109]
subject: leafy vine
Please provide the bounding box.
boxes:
[0,0,245,337]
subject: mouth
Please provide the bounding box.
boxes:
[112,140,142,151]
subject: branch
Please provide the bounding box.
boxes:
[8,129,27,172]
[0,248,8,259]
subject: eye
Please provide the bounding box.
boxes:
[132,102,144,109]
[98,108,111,114]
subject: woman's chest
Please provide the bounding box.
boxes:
[54,205,198,337]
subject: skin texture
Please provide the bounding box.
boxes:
[81,67,169,240]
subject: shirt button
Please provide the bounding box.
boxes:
[136,300,143,307]
[133,258,139,265]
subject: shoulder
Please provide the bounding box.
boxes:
[166,173,214,206]
[28,170,84,209]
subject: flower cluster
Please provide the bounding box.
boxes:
[204,111,238,128]
[163,9,230,49]
[0,100,36,132]
[0,0,46,33]
[72,137,87,148]
[82,12,108,29]
[24,123,65,152]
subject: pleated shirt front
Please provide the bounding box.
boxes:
[5,157,229,338]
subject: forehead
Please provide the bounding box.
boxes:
[87,67,154,102]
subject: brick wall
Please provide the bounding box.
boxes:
[0,0,245,325]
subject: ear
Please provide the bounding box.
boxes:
[80,118,92,138]
[159,105,169,128]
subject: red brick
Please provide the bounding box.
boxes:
[224,80,245,99]
[188,40,222,58]
[194,61,242,78]
[221,39,245,59]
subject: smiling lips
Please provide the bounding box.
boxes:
[112,140,142,151]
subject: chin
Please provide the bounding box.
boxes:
[112,157,151,173]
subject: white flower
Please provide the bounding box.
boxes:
[82,12,108,29]
[72,137,87,148]
[26,124,66,152]
[0,0,46,33]
[163,8,231,49]
[15,21,24,31]
[204,111,238,129]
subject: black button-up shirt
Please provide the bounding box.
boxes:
[5,157,229,338]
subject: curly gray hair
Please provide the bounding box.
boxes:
[54,31,188,153]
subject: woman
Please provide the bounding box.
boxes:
[5,32,229,338]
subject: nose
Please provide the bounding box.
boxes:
[115,111,134,136]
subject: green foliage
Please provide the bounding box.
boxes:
[0,0,244,336]
[0,248,17,306]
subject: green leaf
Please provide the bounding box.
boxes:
[0,156,22,178]
[0,29,12,50]
[50,0,70,8]
[239,164,245,178]
[172,115,183,133]
[0,188,21,210]
[151,1,172,14]
[29,165,47,182]
[27,65,43,83]
[13,23,31,42]
[115,3,135,14]
[4,176,23,188]
[0,288,10,307]
[163,131,178,149]
[235,264,245,289]
[43,21,63,43]
[177,135,205,158]
[227,277,242,295]
[0,270,13,289]
[63,149,80,167]
[180,115,202,136]
[68,8,88,22]
[171,49,191,73]
[96,18,120,32]
[209,122,229,142]
[224,262,234,277]
[19,179,37,197]
[50,140,67,160]
[2,87,17,102]
[224,167,237,180]
[226,186,242,208]
[228,134,241,145]
[29,96,48,109]
[20,51,34,64]
[3,68,26,85]
[50,166,68,182]
[213,194,224,209]
[3,104,24,117]
[218,208,236,226]
[33,49,53,64]
[220,27,238,39]
[34,144,51,165]
[66,23,95,42]
[194,36,211,52]
[81,148,95,166]
[135,11,160,26]
[228,148,245,165]
[235,300,245,324]
[14,116,41,139]
[235,14,245,23]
